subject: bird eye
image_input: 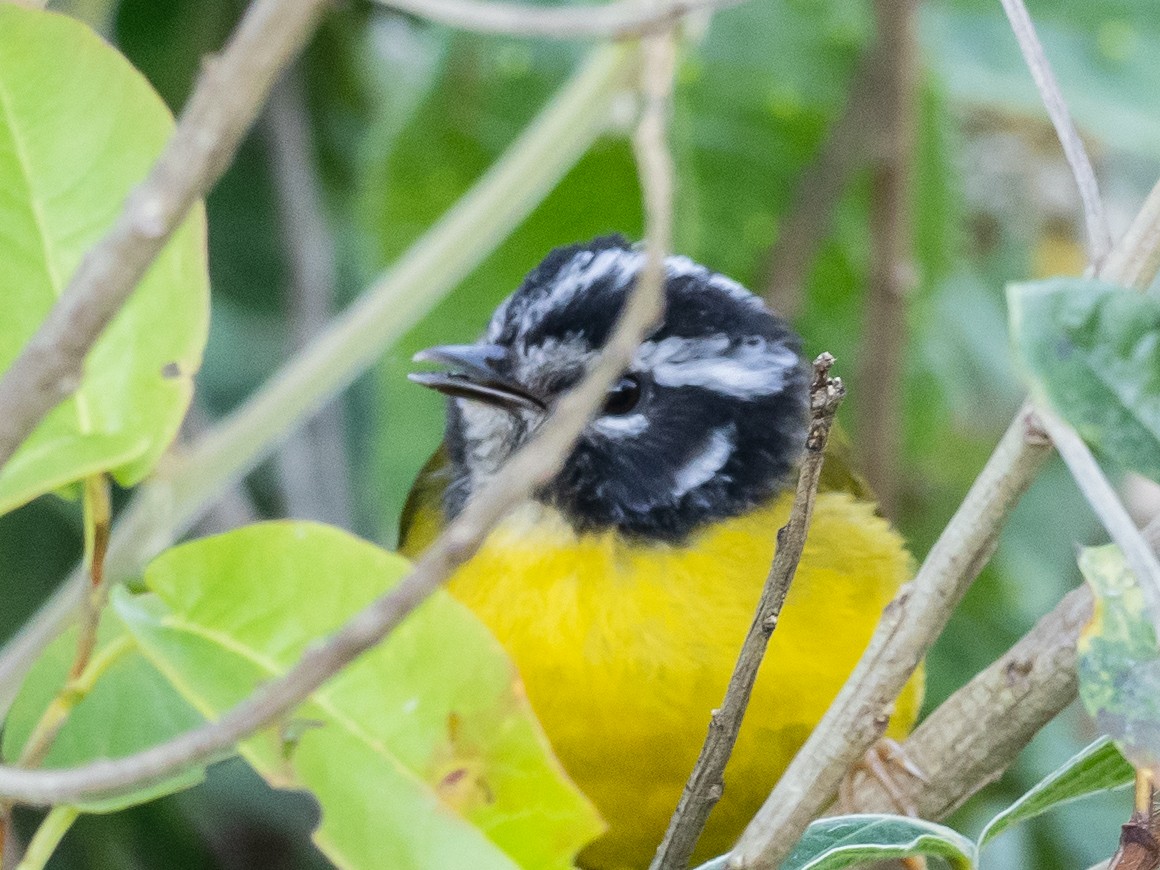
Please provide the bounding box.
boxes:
[602,375,642,416]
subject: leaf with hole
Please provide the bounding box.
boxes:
[781,814,977,869]
[978,735,1133,848]
[1076,544,1160,771]
[115,521,604,870]
[0,4,209,516]
[1008,277,1160,484]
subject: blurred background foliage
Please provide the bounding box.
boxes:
[3,0,1159,865]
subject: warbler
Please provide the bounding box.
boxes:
[401,235,922,868]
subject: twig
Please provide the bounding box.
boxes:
[729,403,1055,868]
[1035,409,1160,638]
[651,355,845,870]
[0,0,332,479]
[998,0,1112,264]
[11,480,116,773]
[1102,178,1160,293]
[374,0,742,40]
[0,43,639,719]
[761,48,879,316]
[11,806,77,870]
[0,33,675,807]
[840,587,1092,820]
[1107,774,1160,870]
[856,0,919,520]
[265,67,353,527]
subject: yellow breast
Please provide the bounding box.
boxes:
[438,490,922,869]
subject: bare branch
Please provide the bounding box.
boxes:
[651,355,845,870]
[1102,177,1160,293]
[761,50,878,316]
[0,0,332,478]
[265,67,354,527]
[856,0,920,520]
[841,587,1092,820]
[998,0,1112,263]
[374,0,743,40]
[0,33,676,808]
[729,404,1055,868]
[1036,408,1160,637]
[0,43,639,718]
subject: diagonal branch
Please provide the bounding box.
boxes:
[998,0,1112,263]
[0,0,333,478]
[651,354,845,870]
[841,586,1092,820]
[0,30,676,808]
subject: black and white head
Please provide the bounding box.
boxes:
[410,235,810,543]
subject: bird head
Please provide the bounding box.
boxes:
[410,235,810,542]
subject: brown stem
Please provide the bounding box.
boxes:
[651,354,846,870]
[855,0,919,521]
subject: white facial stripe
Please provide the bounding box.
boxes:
[519,248,643,332]
[672,425,734,497]
[592,412,648,438]
[635,335,798,399]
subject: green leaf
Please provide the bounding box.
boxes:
[1,618,206,813]
[1076,544,1160,770]
[978,736,1134,847]
[1007,277,1160,483]
[781,814,977,869]
[115,521,604,870]
[0,4,209,516]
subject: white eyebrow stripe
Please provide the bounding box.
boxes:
[635,335,798,399]
[592,412,648,437]
[672,425,735,497]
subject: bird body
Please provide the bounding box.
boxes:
[402,236,922,868]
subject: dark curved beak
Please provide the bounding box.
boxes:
[408,344,545,412]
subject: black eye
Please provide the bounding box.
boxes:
[602,375,642,416]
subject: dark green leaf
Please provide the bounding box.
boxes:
[1008,277,1160,483]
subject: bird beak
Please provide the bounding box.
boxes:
[408,344,546,413]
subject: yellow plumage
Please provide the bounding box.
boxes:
[400,456,922,868]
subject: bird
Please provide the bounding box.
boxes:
[400,235,922,869]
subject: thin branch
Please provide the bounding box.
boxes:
[729,403,1055,868]
[998,0,1112,264]
[651,355,846,870]
[0,43,639,719]
[0,33,675,808]
[11,806,77,870]
[761,47,879,316]
[265,66,354,527]
[374,0,743,40]
[1102,178,1160,293]
[840,586,1092,820]
[1036,408,1160,638]
[0,0,333,478]
[856,0,919,521]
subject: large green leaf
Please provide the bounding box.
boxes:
[1008,277,1160,483]
[115,522,603,870]
[0,4,209,515]
[1,618,206,813]
[1076,544,1160,771]
[978,736,1134,848]
[781,814,977,870]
